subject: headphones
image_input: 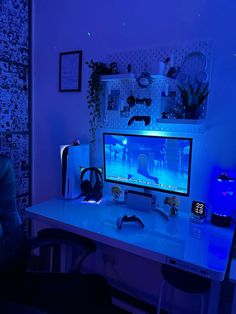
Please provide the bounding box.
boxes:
[80,167,103,199]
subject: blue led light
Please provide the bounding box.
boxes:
[211,171,236,217]
[84,199,102,205]
[122,137,127,145]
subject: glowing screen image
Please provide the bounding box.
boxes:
[103,133,192,196]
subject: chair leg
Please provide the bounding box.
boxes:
[200,294,205,314]
[157,280,167,314]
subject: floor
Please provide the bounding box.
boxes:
[219,281,234,314]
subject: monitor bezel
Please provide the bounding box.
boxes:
[103,132,192,196]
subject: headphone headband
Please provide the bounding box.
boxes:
[80,167,103,200]
[80,167,103,182]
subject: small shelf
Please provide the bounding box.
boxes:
[101,73,135,81]
[151,74,167,80]
[101,73,167,82]
[155,118,206,133]
[156,118,204,124]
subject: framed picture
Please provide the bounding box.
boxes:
[59,50,82,92]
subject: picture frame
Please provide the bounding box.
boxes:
[107,90,120,111]
[59,50,82,92]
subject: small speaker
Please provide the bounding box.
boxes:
[211,212,231,228]
[124,190,156,212]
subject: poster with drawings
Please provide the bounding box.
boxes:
[107,89,120,110]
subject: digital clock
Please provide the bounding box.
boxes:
[190,201,206,223]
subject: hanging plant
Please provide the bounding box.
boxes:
[86,60,112,144]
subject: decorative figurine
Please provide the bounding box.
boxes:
[72,138,80,146]
[166,66,180,79]
[164,196,179,216]
[109,62,119,74]
[169,205,178,216]
[112,186,122,202]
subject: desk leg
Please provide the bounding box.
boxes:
[208,280,221,314]
[231,284,236,314]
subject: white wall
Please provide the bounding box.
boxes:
[33,0,236,205]
[32,1,236,311]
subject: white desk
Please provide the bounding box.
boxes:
[26,197,235,314]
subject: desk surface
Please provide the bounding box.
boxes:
[26,197,234,282]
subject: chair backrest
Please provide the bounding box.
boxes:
[0,155,28,273]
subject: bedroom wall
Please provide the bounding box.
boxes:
[33,1,236,311]
[33,0,236,205]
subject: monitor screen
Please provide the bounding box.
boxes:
[103,133,192,196]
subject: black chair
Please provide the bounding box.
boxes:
[0,155,112,313]
[0,300,47,314]
[157,264,211,314]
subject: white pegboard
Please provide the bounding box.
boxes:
[102,40,212,132]
[103,76,166,130]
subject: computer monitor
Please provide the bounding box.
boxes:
[103,133,192,196]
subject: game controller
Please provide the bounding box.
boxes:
[116,215,145,229]
[127,96,152,107]
[128,115,151,126]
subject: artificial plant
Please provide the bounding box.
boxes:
[178,82,209,119]
[86,60,112,144]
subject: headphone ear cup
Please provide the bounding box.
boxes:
[93,180,103,196]
[81,179,92,195]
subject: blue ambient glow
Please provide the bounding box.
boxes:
[83,199,102,205]
[211,171,236,216]
[139,130,171,137]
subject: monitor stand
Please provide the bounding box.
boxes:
[143,188,169,220]
[143,188,152,195]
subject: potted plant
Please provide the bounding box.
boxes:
[86,60,113,145]
[178,82,209,119]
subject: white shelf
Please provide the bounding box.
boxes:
[101,73,167,82]
[151,74,166,79]
[156,119,204,124]
[101,73,135,81]
[155,118,206,133]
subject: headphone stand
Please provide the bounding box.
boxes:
[80,167,103,203]
[83,192,103,203]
